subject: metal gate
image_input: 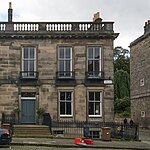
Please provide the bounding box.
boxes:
[21,97,36,124]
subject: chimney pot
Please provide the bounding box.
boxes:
[93,12,102,22]
[9,2,12,9]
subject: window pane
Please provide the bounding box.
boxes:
[29,60,34,71]
[59,60,64,71]
[95,102,100,115]
[66,102,71,114]
[66,92,71,100]
[60,102,65,115]
[65,60,70,71]
[88,60,93,72]
[23,60,28,72]
[24,48,28,58]
[60,92,65,100]
[30,48,35,58]
[95,47,100,59]
[94,60,99,71]
[88,48,93,59]
[89,92,94,101]
[66,47,71,58]
[95,92,100,101]
[59,48,64,58]
[89,102,94,115]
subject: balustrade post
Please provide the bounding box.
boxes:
[39,23,46,31]
[72,23,79,31]
[104,23,113,32]
[5,23,14,31]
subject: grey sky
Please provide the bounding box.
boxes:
[0,0,150,49]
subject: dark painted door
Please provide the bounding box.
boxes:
[21,98,36,124]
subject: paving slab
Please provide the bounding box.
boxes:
[11,138,150,150]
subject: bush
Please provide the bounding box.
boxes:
[115,97,130,113]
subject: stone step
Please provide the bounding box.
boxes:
[13,134,53,138]
[13,125,52,138]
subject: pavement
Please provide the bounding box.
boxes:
[11,130,150,150]
[11,138,150,150]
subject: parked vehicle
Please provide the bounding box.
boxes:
[0,128,12,145]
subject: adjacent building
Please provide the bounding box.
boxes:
[130,20,150,128]
[0,3,119,124]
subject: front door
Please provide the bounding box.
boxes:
[21,97,36,124]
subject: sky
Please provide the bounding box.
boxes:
[0,0,150,49]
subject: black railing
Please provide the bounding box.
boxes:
[56,71,75,79]
[86,71,104,79]
[20,71,38,79]
[51,120,139,140]
[1,113,139,140]
[1,112,15,135]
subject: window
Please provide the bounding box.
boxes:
[140,78,144,86]
[59,91,73,116]
[89,131,100,139]
[22,47,36,78]
[88,91,102,117]
[58,46,72,78]
[141,111,145,117]
[87,46,101,78]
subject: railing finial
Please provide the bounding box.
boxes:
[9,2,12,9]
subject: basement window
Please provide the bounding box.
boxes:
[89,131,100,139]
[53,130,64,137]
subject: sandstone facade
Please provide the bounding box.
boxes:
[130,21,150,128]
[0,5,118,124]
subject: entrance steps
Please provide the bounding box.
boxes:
[13,125,52,138]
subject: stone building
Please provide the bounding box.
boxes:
[0,3,119,124]
[130,20,150,128]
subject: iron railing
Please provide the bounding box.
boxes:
[1,113,15,134]
[86,71,104,79]
[20,71,38,79]
[56,71,75,79]
[1,113,139,140]
[51,120,139,140]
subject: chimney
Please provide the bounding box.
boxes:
[8,2,13,23]
[93,12,102,22]
[144,20,150,34]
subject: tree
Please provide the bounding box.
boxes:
[114,69,130,99]
[114,46,130,74]
[114,47,130,117]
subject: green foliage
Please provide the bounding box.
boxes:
[114,46,130,74]
[37,108,45,117]
[120,110,131,117]
[114,69,130,99]
[13,107,21,113]
[113,47,131,117]
[114,97,130,113]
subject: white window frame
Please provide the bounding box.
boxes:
[22,47,36,78]
[59,91,73,117]
[87,46,102,78]
[88,91,102,117]
[58,46,72,78]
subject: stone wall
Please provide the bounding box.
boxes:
[130,34,150,128]
[0,37,114,122]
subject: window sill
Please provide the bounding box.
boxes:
[60,115,73,117]
[89,115,102,118]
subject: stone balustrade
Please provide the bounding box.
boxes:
[0,22,114,33]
